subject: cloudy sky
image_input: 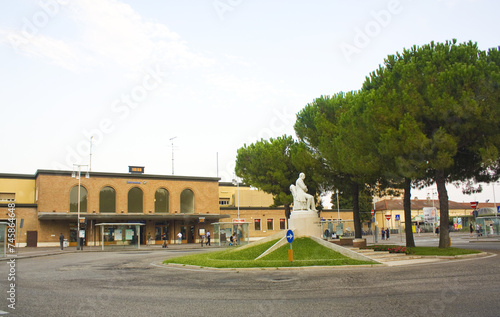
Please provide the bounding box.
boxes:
[1,0,499,204]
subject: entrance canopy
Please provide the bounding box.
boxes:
[38,212,227,221]
[95,223,145,251]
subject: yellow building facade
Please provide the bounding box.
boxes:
[0,170,227,247]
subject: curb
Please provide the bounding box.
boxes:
[157,261,382,271]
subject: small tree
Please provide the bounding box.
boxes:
[235,135,323,222]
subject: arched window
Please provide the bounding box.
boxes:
[180,189,194,214]
[99,186,116,213]
[128,187,143,213]
[69,185,87,213]
[155,188,169,213]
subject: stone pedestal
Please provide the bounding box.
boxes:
[352,238,367,248]
[288,210,321,237]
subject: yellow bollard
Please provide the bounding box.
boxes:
[288,249,293,262]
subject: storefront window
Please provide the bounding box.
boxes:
[99,186,116,213]
[155,188,169,213]
[128,187,143,213]
[69,185,87,213]
[180,189,194,214]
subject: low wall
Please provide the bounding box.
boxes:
[309,236,378,262]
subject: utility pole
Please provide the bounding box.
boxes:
[89,136,93,171]
[169,137,177,175]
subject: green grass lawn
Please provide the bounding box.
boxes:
[367,245,481,256]
[163,237,376,268]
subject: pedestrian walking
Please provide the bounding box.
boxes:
[469,223,474,237]
[162,233,168,248]
[161,233,168,249]
[59,233,65,250]
[205,231,211,246]
[381,228,385,240]
[177,232,183,244]
[386,228,390,240]
[147,232,152,246]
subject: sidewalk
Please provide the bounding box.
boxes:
[363,231,500,245]
[0,243,222,261]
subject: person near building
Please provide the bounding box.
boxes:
[205,231,211,246]
[177,232,183,244]
[381,228,385,240]
[59,233,65,250]
[162,233,168,248]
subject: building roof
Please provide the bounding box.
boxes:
[0,169,220,182]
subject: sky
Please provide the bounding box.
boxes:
[1,0,499,204]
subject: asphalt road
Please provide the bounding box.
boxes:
[1,240,500,317]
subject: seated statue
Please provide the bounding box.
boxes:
[290,172,317,212]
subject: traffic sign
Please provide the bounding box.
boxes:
[371,209,374,216]
[395,214,400,221]
[470,201,478,209]
[385,215,391,221]
[497,206,500,213]
[286,229,294,243]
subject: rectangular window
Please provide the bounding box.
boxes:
[219,198,230,206]
[279,218,286,230]
[267,218,274,230]
[254,219,261,231]
[0,193,15,202]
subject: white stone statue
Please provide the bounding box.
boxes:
[290,172,317,212]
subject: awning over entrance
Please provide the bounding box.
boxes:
[38,212,229,222]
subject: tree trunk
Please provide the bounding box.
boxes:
[351,182,362,239]
[436,169,450,248]
[403,177,415,248]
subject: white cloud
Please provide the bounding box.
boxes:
[0,0,213,73]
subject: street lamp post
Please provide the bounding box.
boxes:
[72,164,89,250]
[373,200,377,243]
[232,177,240,220]
[169,137,177,175]
[336,189,340,221]
[493,182,499,218]
[336,189,340,237]
[428,189,437,233]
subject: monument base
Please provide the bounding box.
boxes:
[288,210,321,237]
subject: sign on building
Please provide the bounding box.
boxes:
[423,207,437,223]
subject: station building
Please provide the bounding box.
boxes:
[0,169,226,247]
